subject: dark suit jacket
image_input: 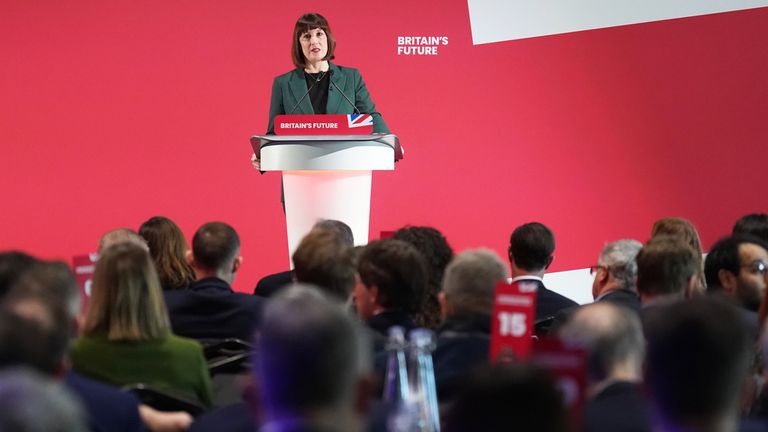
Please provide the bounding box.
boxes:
[515,277,579,321]
[584,381,651,432]
[432,313,491,401]
[267,63,390,134]
[64,371,145,432]
[253,270,294,297]
[164,277,264,342]
[598,289,642,313]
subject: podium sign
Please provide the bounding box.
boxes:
[490,281,536,362]
[274,114,374,135]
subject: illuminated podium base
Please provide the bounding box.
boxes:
[253,134,398,267]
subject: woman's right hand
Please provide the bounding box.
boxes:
[250,153,261,170]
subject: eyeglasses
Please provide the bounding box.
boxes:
[589,265,607,275]
[742,261,767,275]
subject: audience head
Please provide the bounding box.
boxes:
[705,235,768,312]
[139,216,196,290]
[440,249,508,319]
[650,217,706,294]
[9,261,81,321]
[0,368,88,432]
[393,225,454,329]
[292,227,355,302]
[0,308,68,376]
[255,285,371,428]
[644,297,751,430]
[189,221,242,283]
[444,363,567,432]
[591,239,643,299]
[508,222,555,276]
[733,213,768,244]
[97,228,148,254]
[83,242,170,341]
[636,236,699,304]
[313,219,354,246]
[355,239,427,320]
[0,251,39,298]
[558,302,644,387]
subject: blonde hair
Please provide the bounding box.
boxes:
[84,243,170,341]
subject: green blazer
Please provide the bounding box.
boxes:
[267,63,390,134]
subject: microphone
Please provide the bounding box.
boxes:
[328,70,361,115]
[288,72,325,114]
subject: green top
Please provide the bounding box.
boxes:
[70,333,213,407]
[267,62,390,134]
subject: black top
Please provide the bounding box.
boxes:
[304,71,330,114]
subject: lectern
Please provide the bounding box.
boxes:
[251,116,400,267]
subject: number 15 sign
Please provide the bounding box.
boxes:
[490,281,536,362]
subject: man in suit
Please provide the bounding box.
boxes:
[559,302,650,432]
[165,222,263,342]
[507,222,578,322]
[434,249,508,401]
[591,239,643,312]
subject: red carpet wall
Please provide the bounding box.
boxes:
[2,1,767,292]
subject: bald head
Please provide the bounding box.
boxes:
[558,303,644,385]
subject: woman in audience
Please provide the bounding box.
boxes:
[139,216,195,290]
[70,242,212,407]
[393,226,454,330]
[650,217,706,294]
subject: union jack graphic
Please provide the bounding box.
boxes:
[347,114,373,128]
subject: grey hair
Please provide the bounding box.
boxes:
[442,249,508,315]
[0,368,88,432]
[559,302,645,383]
[598,239,643,292]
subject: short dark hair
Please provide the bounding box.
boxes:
[291,13,336,69]
[313,219,354,246]
[0,304,70,376]
[645,298,751,425]
[508,222,555,272]
[191,222,240,271]
[444,363,567,432]
[733,213,768,244]
[636,236,698,297]
[705,235,768,291]
[357,239,427,313]
[292,229,355,301]
[256,286,368,413]
[0,251,38,299]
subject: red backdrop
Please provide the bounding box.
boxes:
[2,1,767,292]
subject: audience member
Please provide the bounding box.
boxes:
[0,250,38,296]
[254,219,354,298]
[164,221,263,341]
[591,240,643,313]
[70,242,213,407]
[650,217,706,294]
[433,248,507,400]
[393,226,454,330]
[558,302,650,432]
[644,298,751,432]
[255,285,373,432]
[636,235,699,307]
[355,239,427,340]
[0,368,88,432]
[705,236,768,339]
[507,222,578,322]
[443,363,567,432]
[97,227,148,254]
[139,216,196,291]
[733,213,768,244]
[292,227,355,302]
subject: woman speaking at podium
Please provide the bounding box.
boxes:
[252,12,389,169]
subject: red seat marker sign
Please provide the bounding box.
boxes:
[490,281,536,362]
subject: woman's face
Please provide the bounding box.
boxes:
[299,27,328,66]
